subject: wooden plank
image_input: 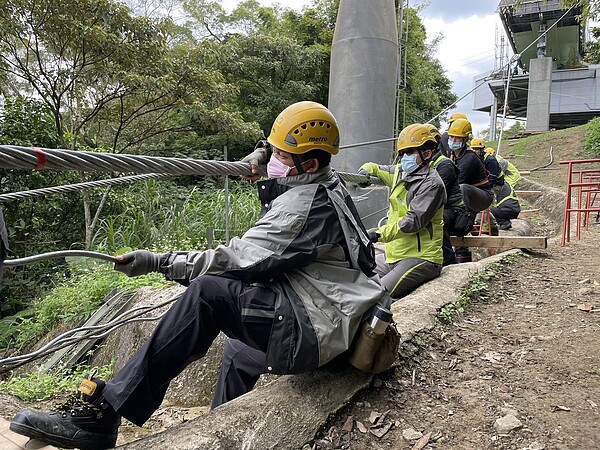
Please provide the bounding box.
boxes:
[41,289,135,372]
[518,209,540,218]
[516,190,542,196]
[450,235,547,249]
[520,170,531,176]
[0,418,59,450]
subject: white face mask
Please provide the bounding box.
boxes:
[266,154,293,178]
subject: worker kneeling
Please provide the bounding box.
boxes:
[358,123,446,300]
[9,102,389,450]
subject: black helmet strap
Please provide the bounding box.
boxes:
[291,153,305,175]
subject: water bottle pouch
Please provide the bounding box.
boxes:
[348,320,400,374]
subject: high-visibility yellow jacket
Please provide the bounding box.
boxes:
[360,162,446,265]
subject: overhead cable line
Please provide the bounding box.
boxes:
[0,173,169,203]
[427,3,576,139]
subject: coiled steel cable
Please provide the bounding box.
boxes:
[0,293,181,374]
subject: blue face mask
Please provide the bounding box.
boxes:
[401,153,420,174]
[448,140,462,151]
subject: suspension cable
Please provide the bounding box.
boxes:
[0,145,380,187]
[0,173,168,203]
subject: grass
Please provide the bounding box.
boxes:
[438,253,521,322]
[0,361,114,402]
[0,264,169,352]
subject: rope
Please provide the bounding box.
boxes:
[528,145,554,172]
[4,250,117,267]
[0,173,168,203]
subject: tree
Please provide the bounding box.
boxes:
[0,0,257,248]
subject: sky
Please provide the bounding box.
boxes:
[221,0,513,135]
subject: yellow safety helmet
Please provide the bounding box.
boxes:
[428,125,442,142]
[397,123,437,154]
[267,101,340,155]
[447,118,472,138]
[470,137,485,149]
[448,112,467,124]
[485,147,496,156]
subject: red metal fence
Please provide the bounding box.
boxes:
[560,158,600,246]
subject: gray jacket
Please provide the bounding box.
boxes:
[161,168,388,374]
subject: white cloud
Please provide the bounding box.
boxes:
[423,12,510,135]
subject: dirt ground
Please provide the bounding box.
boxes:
[310,225,600,450]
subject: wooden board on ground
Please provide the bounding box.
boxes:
[40,289,135,372]
[516,190,542,196]
[518,209,540,218]
[450,235,547,249]
[0,417,59,449]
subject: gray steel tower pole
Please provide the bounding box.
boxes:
[328,0,399,172]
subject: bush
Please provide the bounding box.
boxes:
[0,263,168,352]
[583,117,600,157]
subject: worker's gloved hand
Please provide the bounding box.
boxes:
[114,250,165,277]
[367,230,380,243]
[241,140,272,180]
[357,169,371,188]
[492,184,503,198]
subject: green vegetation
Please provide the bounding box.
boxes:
[0,265,168,351]
[0,0,455,320]
[0,362,114,402]
[438,254,521,322]
[583,117,600,157]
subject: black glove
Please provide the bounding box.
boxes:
[357,169,371,188]
[367,230,380,243]
[114,250,166,277]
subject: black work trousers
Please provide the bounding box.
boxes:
[211,338,266,409]
[102,275,277,426]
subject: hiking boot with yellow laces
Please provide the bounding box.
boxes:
[9,377,120,450]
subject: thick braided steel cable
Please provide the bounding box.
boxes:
[4,250,117,267]
[0,145,256,177]
[0,145,381,186]
[0,173,169,203]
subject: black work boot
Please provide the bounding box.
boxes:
[10,377,121,450]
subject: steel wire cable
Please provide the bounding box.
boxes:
[4,250,117,267]
[0,145,256,176]
[0,293,181,373]
[0,173,169,203]
[0,145,379,187]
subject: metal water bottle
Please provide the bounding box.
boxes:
[368,304,393,334]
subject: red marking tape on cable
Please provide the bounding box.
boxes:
[34,147,46,170]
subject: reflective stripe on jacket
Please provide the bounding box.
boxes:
[161,168,388,374]
[360,162,446,265]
